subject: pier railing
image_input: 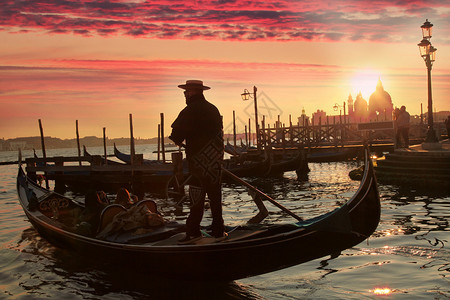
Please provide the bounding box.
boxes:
[258,121,433,148]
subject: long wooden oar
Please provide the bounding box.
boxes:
[221,167,303,222]
[177,142,303,221]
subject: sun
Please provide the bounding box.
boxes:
[350,69,381,100]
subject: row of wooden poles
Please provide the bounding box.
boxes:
[230,110,353,150]
[36,113,170,168]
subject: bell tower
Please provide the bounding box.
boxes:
[347,94,354,121]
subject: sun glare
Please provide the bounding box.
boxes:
[351,69,382,100]
[371,287,393,296]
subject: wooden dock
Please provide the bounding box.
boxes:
[24,154,179,195]
[375,140,450,189]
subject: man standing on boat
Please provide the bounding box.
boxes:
[169,80,226,244]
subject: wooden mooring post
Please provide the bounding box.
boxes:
[160,113,166,163]
[248,118,252,147]
[261,115,266,149]
[252,86,261,150]
[38,119,49,189]
[245,125,248,147]
[103,127,108,165]
[129,114,135,165]
[76,120,81,166]
[233,110,237,149]
[157,124,161,162]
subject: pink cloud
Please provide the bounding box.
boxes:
[0,0,449,42]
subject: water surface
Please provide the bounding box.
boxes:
[0,145,448,299]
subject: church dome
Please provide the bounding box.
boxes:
[353,92,368,122]
[354,92,367,108]
[369,79,393,120]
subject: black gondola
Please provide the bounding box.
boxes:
[113,143,158,165]
[307,148,358,162]
[83,145,124,166]
[222,151,272,178]
[17,149,380,281]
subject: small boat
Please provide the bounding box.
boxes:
[114,143,184,163]
[224,142,250,156]
[114,143,158,165]
[17,149,380,281]
[223,150,272,178]
[83,145,124,166]
[307,148,357,163]
[225,146,307,177]
[265,148,307,177]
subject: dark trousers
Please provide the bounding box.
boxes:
[397,127,409,148]
[186,173,224,237]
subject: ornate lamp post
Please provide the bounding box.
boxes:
[418,19,438,144]
[241,86,261,150]
[333,102,346,123]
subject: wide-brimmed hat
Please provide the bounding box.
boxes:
[178,80,210,90]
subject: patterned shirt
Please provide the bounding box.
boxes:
[170,94,224,183]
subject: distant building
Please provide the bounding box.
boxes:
[312,109,326,125]
[9,141,27,151]
[298,107,309,126]
[347,94,354,120]
[433,111,450,122]
[420,110,450,124]
[368,79,393,121]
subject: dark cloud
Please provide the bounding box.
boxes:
[0,0,448,43]
[96,28,116,36]
[74,29,90,36]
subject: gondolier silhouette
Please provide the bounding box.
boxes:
[169,80,226,244]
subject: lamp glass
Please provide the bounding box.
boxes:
[418,39,430,57]
[421,20,433,39]
[429,47,437,62]
[241,90,251,101]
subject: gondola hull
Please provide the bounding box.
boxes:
[17,150,380,281]
[307,148,358,162]
[266,152,305,176]
[223,158,271,178]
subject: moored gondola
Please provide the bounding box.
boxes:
[307,147,358,162]
[222,155,271,178]
[17,149,380,281]
[113,143,159,165]
[83,145,124,166]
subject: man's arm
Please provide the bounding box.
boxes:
[169,110,188,146]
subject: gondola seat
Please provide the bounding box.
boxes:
[134,199,158,214]
[97,204,127,232]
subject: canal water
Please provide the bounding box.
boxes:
[0,145,448,299]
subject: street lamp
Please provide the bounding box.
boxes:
[241,86,260,150]
[418,19,439,144]
[333,102,346,123]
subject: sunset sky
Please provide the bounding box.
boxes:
[1,0,449,140]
